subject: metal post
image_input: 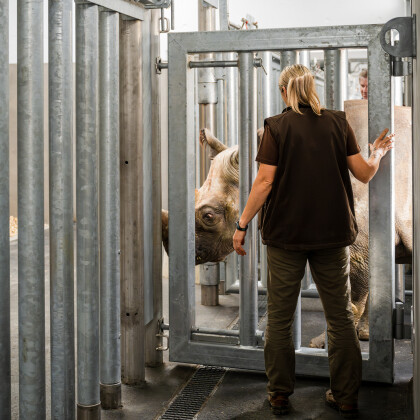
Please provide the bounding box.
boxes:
[76,3,100,418]
[412,0,420,416]
[298,50,310,67]
[280,51,298,109]
[339,49,348,110]
[0,0,10,417]
[238,52,258,346]
[294,295,302,350]
[145,9,163,368]
[120,18,145,385]
[324,49,340,110]
[99,10,121,410]
[49,0,75,418]
[395,264,405,303]
[198,0,219,304]
[18,0,45,417]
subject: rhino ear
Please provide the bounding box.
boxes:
[230,147,239,171]
[200,128,227,159]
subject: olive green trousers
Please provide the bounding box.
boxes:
[265,246,362,405]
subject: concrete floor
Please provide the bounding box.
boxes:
[9,232,414,419]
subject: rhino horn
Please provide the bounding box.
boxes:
[162,209,169,254]
[200,128,227,159]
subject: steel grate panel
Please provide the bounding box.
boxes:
[159,366,226,419]
[231,294,267,331]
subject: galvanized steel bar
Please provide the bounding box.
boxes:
[17,0,45,417]
[324,49,340,110]
[339,49,348,110]
[145,9,164,368]
[412,0,420,415]
[367,34,394,383]
[49,0,75,417]
[76,3,100,416]
[280,50,298,109]
[99,10,121,410]
[0,0,10,417]
[298,50,310,67]
[238,52,258,346]
[120,18,145,385]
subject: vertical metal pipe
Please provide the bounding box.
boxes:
[99,10,121,410]
[339,49,348,111]
[298,50,310,67]
[238,52,258,346]
[324,49,340,110]
[18,0,45,417]
[411,0,420,411]
[393,77,404,106]
[120,18,145,385]
[280,51,298,109]
[76,3,100,417]
[145,8,164,368]
[198,0,219,304]
[0,0,10,417]
[49,0,75,418]
[216,54,225,143]
[226,52,238,147]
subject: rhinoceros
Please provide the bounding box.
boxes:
[162,100,412,346]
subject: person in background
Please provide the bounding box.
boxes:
[359,68,368,99]
[232,64,394,418]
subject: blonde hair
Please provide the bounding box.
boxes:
[278,64,323,116]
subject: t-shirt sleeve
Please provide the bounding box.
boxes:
[346,122,361,156]
[256,126,279,165]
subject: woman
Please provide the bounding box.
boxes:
[233,64,394,418]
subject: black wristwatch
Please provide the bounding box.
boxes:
[236,221,248,231]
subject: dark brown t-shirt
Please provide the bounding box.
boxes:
[256,105,360,250]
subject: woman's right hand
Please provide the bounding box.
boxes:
[369,128,395,158]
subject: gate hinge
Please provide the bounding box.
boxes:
[156,318,169,351]
[380,16,416,76]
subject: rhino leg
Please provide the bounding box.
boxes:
[357,297,369,341]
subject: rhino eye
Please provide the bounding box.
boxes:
[204,212,214,220]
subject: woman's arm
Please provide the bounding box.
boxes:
[347,128,394,184]
[233,163,277,256]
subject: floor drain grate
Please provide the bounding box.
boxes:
[159,366,226,419]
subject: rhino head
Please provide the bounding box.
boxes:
[162,129,240,265]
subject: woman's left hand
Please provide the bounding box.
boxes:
[233,229,247,256]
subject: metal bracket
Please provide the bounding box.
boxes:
[380,16,416,58]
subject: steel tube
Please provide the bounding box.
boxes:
[298,50,310,67]
[339,49,348,110]
[192,327,239,337]
[324,49,340,110]
[145,9,164,368]
[412,0,420,415]
[120,18,145,385]
[238,52,258,346]
[190,60,237,68]
[0,0,10,416]
[76,3,100,416]
[99,10,121,410]
[280,51,298,109]
[18,0,45,417]
[49,0,75,417]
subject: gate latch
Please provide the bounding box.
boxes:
[380,16,416,76]
[156,318,170,351]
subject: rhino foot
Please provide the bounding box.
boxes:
[357,321,369,341]
[309,331,326,349]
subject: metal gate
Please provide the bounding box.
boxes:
[168,24,396,383]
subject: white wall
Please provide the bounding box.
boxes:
[8,0,408,63]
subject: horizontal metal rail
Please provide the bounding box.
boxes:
[157,58,264,71]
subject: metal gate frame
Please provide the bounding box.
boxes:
[168,24,395,383]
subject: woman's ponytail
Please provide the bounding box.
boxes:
[279,64,323,116]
